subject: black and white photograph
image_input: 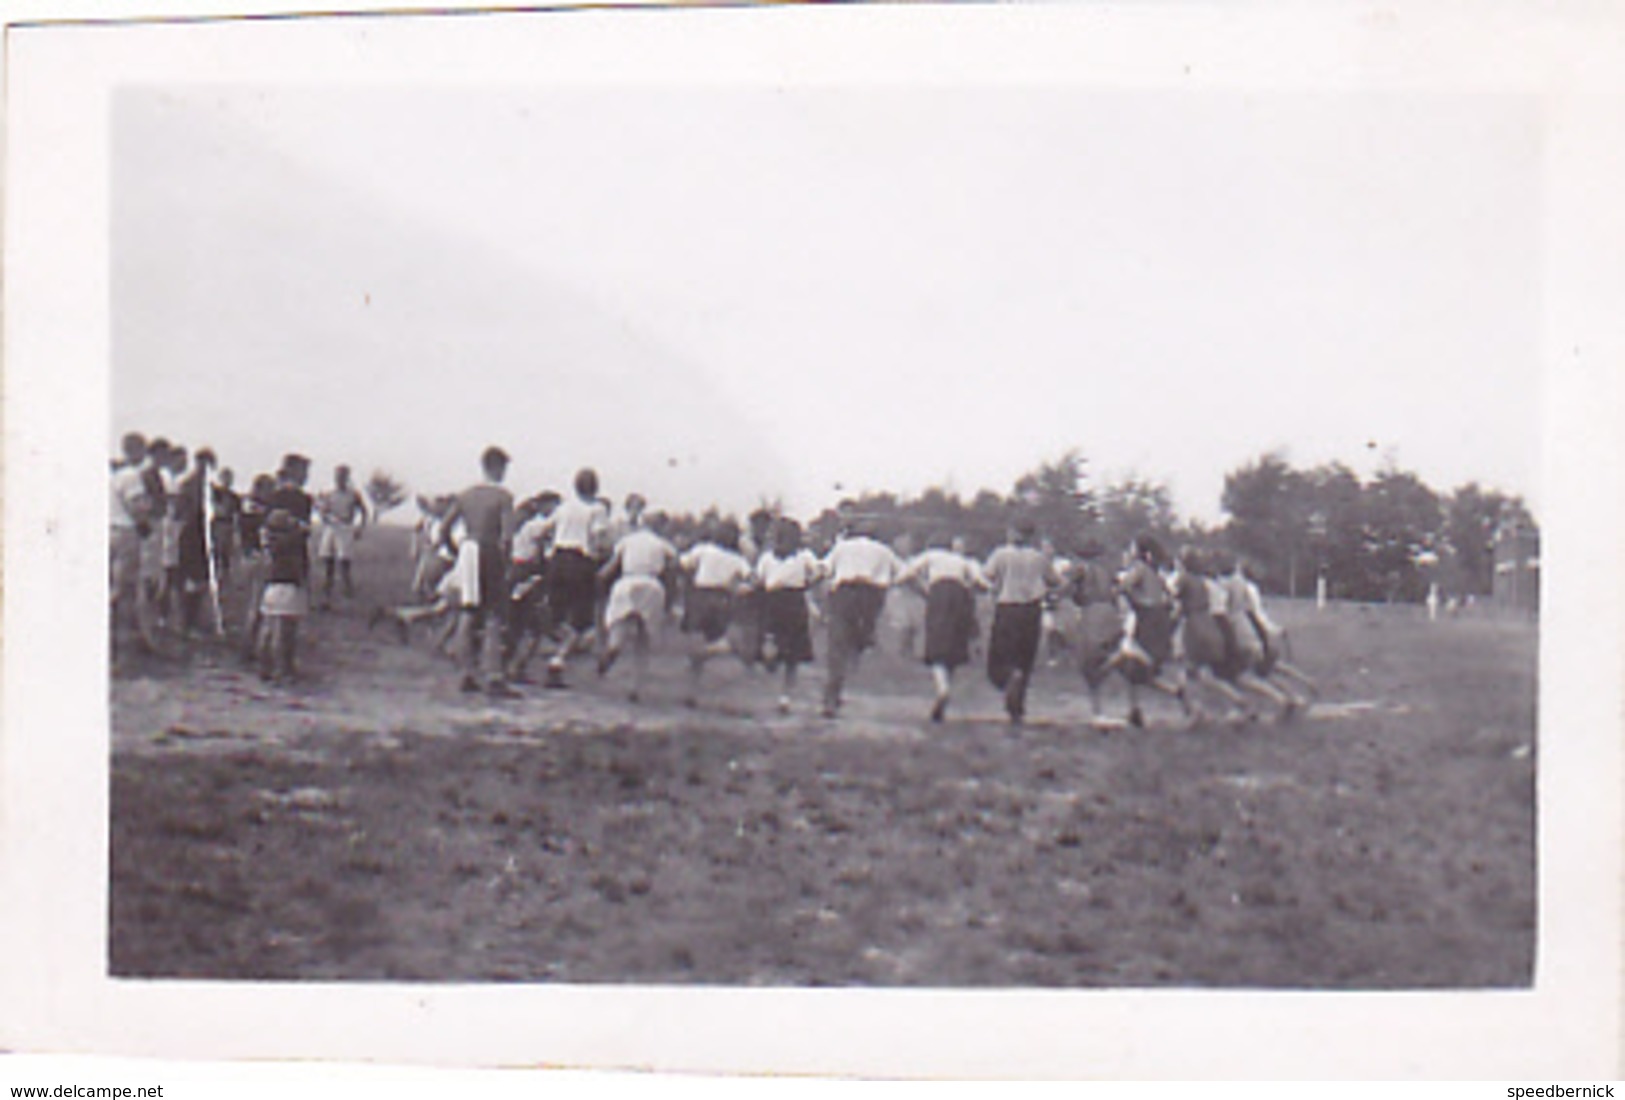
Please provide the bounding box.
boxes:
[3,0,1621,1081]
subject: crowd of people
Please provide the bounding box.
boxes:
[109,433,368,681]
[110,437,1316,727]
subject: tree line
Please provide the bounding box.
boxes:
[778,449,1532,604]
[373,448,1536,604]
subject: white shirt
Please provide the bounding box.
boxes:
[110,466,147,529]
[823,536,903,588]
[615,528,677,578]
[541,497,610,554]
[757,549,823,591]
[1226,574,1278,633]
[682,543,753,590]
[511,514,552,563]
[985,545,1057,605]
[900,549,985,589]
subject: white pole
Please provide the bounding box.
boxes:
[1426,581,1439,622]
[1315,573,1327,612]
[201,472,225,636]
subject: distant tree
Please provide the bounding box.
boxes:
[1098,474,1177,556]
[1444,483,1534,596]
[1360,468,1443,602]
[1010,450,1098,551]
[1220,451,1312,595]
[965,488,1012,555]
[365,469,408,520]
[1303,462,1367,600]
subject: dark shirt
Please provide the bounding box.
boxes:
[264,516,309,585]
[265,486,313,582]
[239,504,266,556]
[268,485,314,526]
[211,486,242,527]
[1070,560,1116,607]
[1175,572,1210,616]
[457,483,514,548]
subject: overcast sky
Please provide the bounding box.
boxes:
[113,86,1542,521]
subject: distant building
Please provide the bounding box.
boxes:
[1491,515,1540,614]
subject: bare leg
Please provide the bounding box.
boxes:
[459,610,482,690]
[278,620,300,682]
[1191,668,1251,721]
[629,619,650,702]
[1237,670,1292,719]
[545,624,585,687]
[685,637,708,708]
[779,663,798,714]
[1085,675,1107,723]
[822,629,851,718]
[929,664,952,722]
[1126,680,1145,727]
[1273,661,1319,700]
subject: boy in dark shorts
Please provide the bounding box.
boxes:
[538,467,610,688]
[818,519,903,718]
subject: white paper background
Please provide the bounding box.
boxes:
[2,0,1621,1081]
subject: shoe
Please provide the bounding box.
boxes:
[777,695,791,716]
[929,695,948,724]
[544,665,568,690]
[1128,706,1145,729]
[486,681,522,700]
[627,689,641,705]
[459,675,481,694]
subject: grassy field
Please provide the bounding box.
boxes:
[108,526,1536,986]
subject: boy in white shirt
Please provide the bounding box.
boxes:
[504,490,562,684]
[110,432,160,660]
[819,518,903,718]
[539,468,611,688]
[678,519,754,708]
[596,495,678,703]
[899,532,987,722]
[984,520,1062,724]
[755,517,824,714]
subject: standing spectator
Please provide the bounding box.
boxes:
[255,456,316,683]
[109,432,159,659]
[172,447,217,637]
[210,468,243,584]
[316,464,369,608]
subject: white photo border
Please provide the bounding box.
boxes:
[2,0,1621,1079]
